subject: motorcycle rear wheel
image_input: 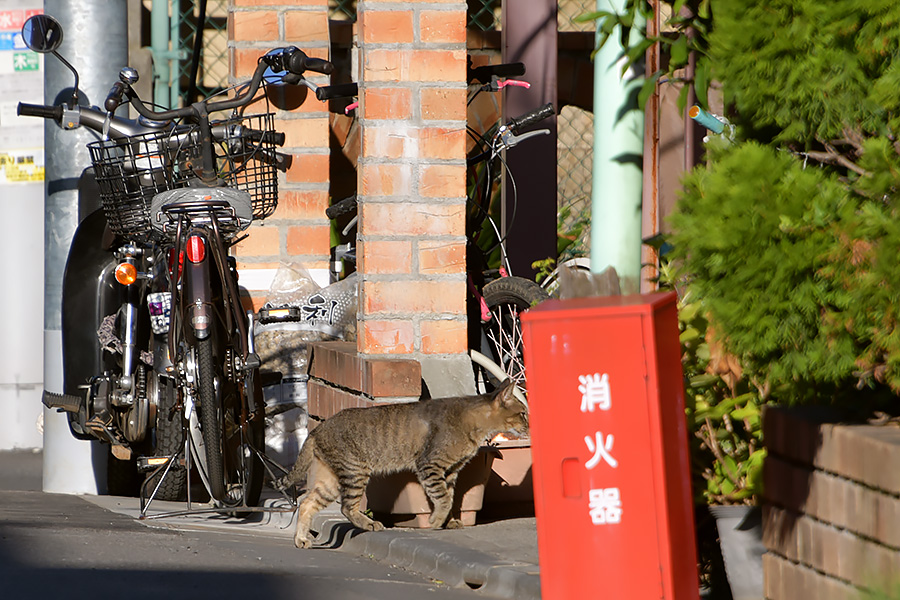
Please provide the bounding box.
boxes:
[145,374,186,501]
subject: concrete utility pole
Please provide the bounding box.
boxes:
[42,0,128,494]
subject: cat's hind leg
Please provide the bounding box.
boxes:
[338,473,384,532]
[294,457,339,549]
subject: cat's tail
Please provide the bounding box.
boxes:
[274,436,315,491]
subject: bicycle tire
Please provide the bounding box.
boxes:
[197,337,227,502]
[479,276,549,391]
[225,367,265,512]
[145,374,186,501]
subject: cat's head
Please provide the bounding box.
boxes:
[488,379,529,437]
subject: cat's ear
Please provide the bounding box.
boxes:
[492,379,518,408]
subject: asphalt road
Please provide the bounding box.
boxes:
[0,452,484,600]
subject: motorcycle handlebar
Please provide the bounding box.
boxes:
[104,81,127,113]
[17,102,64,120]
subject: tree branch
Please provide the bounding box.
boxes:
[805,140,872,177]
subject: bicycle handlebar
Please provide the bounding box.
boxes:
[127,47,333,122]
[316,82,358,101]
[468,62,526,85]
[507,102,555,133]
[325,195,358,219]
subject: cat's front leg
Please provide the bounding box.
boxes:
[418,466,454,529]
[442,470,463,529]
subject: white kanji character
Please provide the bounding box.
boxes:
[578,373,611,412]
[584,431,617,469]
[589,488,623,525]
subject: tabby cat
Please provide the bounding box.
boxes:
[277,379,528,548]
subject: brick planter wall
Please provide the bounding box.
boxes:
[763,406,900,599]
[306,341,422,419]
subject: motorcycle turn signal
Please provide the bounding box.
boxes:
[115,262,138,285]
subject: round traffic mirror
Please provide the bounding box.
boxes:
[21,14,64,54]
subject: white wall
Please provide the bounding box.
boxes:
[0,4,45,450]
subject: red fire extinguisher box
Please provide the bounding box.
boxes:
[521,291,699,600]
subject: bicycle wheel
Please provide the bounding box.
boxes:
[197,337,227,502]
[478,276,549,391]
[196,335,264,508]
[227,367,265,510]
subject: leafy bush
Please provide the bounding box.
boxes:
[668,1,900,408]
[665,262,765,505]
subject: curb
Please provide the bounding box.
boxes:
[308,507,541,600]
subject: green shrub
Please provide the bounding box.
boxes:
[668,0,900,409]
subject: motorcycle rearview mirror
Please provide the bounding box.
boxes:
[21,15,81,108]
[21,14,64,53]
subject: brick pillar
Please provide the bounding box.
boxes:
[356,2,469,374]
[228,0,332,310]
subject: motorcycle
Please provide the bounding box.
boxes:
[21,13,342,509]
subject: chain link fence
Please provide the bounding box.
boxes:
[557,0,594,262]
[169,0,229,106]
[329,0,357,21]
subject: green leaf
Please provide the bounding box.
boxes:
[680,326,701,344]
[676,84,690,114]
[694,58,711,109]
[698,0,710,19]
[689,373,720,388]
[638,71,663,110]
[670,36,689,67]
[678,301,702,324]
[575,10,612,23]
[730,403,761,421]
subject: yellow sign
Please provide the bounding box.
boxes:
[0,151,43,183]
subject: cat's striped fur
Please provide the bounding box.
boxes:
[277,380,528,548]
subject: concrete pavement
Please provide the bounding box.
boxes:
[1,450,541,600]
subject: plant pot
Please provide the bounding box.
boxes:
[484,439,533,504]
[365,447,496,528]
[710,505,764,600]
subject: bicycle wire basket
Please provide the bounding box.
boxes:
[88,113,279,241]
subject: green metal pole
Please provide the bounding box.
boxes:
[151,0,170,109]
[169,0,181,108]
[591,0,645,293]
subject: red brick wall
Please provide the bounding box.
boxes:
[356,2,468,358]
[228,0,332,311]
[763,406,900,599]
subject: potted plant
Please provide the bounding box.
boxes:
[659,261,766,599]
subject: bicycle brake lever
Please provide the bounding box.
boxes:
[496,127,551,153]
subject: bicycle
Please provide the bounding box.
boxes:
[21,14,343,511]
